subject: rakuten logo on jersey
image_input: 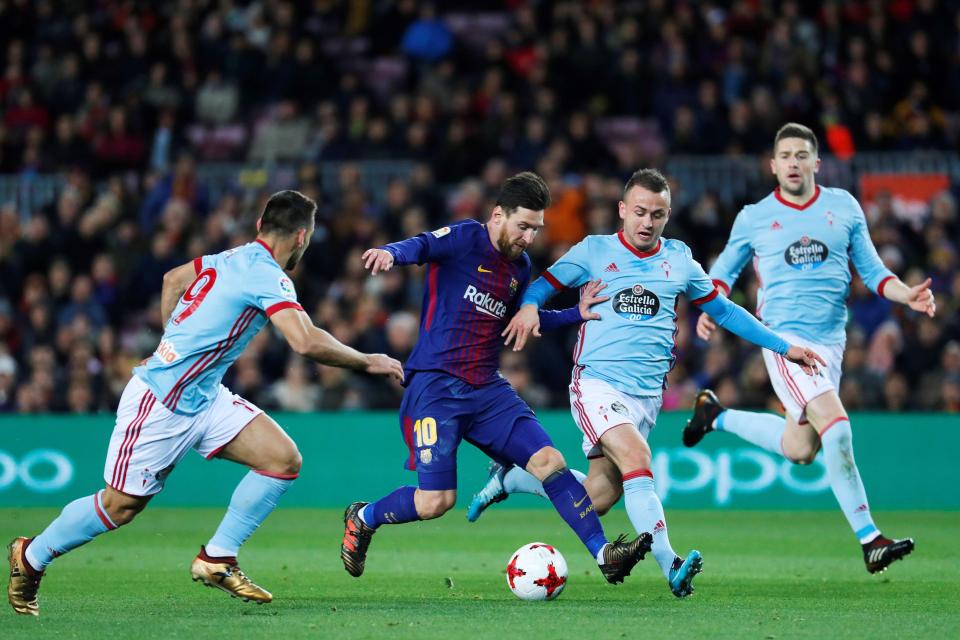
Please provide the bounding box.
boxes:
[463,285,507,319]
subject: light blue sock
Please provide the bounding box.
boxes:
[502,466,585,498]
[819,419,879,543]
[716,409,786,456]
[25,490,117,572]
[622,472,676,579]
[205,471,293,558]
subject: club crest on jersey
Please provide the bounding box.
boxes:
[278,276,297,299]
[612,283,660,321]
[785,236,829,271]
[463,285,507,319]
[660,260,671,278]
[431,226,451,238]
[510,277,519,297]
[419,449,433,464]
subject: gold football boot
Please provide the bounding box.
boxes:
[190,546,272,604]
[8,537,42,616]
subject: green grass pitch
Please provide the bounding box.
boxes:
[3,508,958,639]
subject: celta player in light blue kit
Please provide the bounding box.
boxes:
[7,191,403,616]
[467,169,825,598]
[685,123,936,574]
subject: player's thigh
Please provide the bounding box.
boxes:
[195,386,297,472]
[584,457,623,515]
[570,376,657,466]
[761,339,841,423]
[103,376,198,496]
[803,390,849,435]
[215,413,300,475]
[469,378,552,471]
[400,372,469,491]
[596,423,652,473]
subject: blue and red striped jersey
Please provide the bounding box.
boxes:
[384,220,578,386]
[134,240,303,415]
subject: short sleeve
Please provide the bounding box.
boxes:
[542,239,593,290]
[248,264,304,317]
[685,246,720,304]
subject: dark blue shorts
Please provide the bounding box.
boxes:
[399,371,554,491]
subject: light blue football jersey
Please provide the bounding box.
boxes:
[134,240,303,415]
[540,232,718,396]
[709,186,894,345]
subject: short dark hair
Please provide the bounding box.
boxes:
[496,171,550,214]
[623,168,669,199]
[774,122,818,155]
[258,190,317,235]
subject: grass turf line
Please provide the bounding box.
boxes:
[3,508,958,639]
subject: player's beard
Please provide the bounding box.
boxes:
[286,245,307,270]
[496,227,525,260]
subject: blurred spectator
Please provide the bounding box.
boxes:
[0,0,957,416]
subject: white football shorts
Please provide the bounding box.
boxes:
[103,375,263,496]
[568,369,663,459]
[761,332,844,423]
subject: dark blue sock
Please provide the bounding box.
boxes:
[362,486,420,529]
[542,469,608,557]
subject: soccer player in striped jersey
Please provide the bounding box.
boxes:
[684,123,935,574]
[341,172,654,585]
[7,191,403,616]
[466,169,824,597]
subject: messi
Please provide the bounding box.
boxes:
[463,285,507,319]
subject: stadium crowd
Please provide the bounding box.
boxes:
[0,0,958,414]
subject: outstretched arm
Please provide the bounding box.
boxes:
[697,294,825,374]
[878,277,937,317]
[504,280,608,351]
[269,307,404,382]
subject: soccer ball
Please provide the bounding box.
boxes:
[505,542,568,601]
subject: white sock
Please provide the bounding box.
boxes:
[819,418,879,543]
[622,471,676,578]
[715,409,786,456]
[503,466,586,498]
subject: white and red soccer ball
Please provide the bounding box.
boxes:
[505,542,568,601]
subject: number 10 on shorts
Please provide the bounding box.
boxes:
[413,417,437,447]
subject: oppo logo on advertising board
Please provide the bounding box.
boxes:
[652,448,830,505]
[0,450,75,493]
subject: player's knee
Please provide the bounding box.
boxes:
[284,446,303,475]
[525,446,566,481]
[102,490,148,526]
[416,491,455,519]
[261,443,302,476]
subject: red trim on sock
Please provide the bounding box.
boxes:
[198,545,237,565]
[818,416,849,437]
[93,493,117,531]
[254,469,299,480]
[622,469,653,482]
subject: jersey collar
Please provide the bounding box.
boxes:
[618,230,661,259]
[774,185,821,210]
[254,238,281,266]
